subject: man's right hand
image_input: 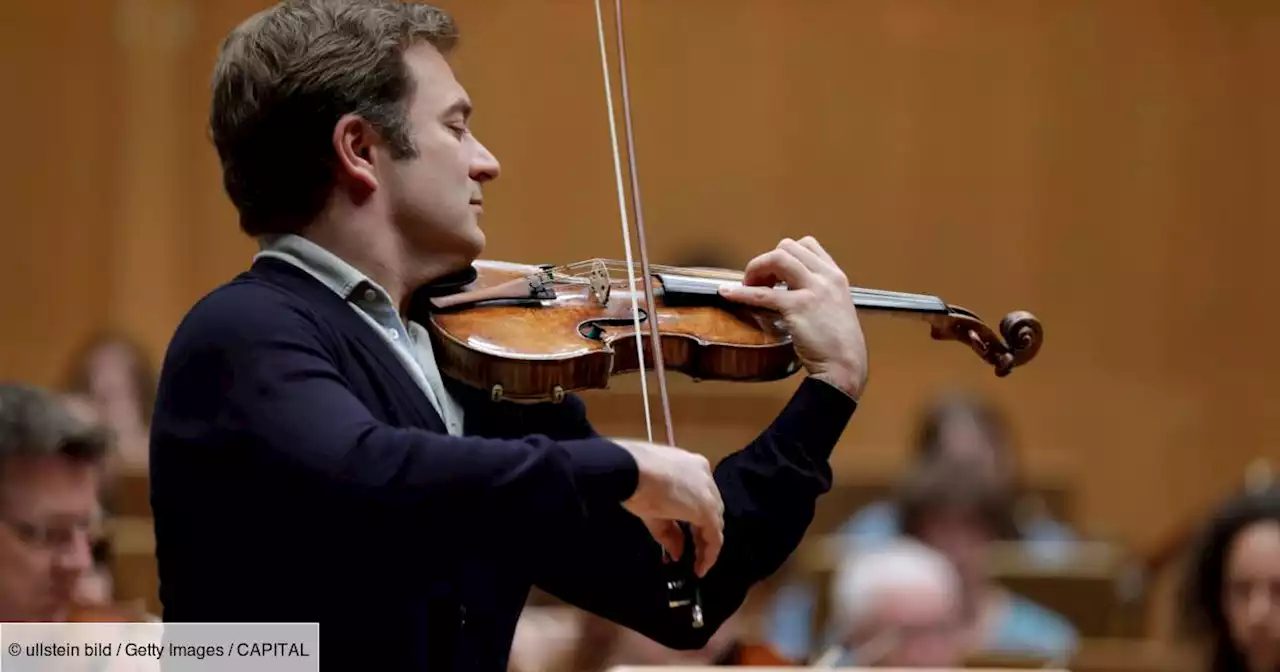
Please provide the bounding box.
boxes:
[611,438,724,578]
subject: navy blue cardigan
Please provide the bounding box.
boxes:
[149,257,857,670]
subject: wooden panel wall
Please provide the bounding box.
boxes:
[1,0,1277,553]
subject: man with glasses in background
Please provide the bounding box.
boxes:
[0,383,109,621]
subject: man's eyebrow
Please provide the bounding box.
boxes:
[443,98,472,120]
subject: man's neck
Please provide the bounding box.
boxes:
[302,214,421,312]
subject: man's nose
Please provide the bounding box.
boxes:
[53,532,94,573]
[471,139,501,182]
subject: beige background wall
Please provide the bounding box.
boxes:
[2,0,1278,553]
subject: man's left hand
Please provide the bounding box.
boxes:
[717,236,869,400]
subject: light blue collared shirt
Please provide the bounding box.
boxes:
[254,234,464,436]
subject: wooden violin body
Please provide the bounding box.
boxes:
[422,258,1043,404]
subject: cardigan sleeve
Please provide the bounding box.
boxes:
[528,377,856,650]
[152,282,638,532]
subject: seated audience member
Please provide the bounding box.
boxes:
[59,392,118,607]
[0,383,110,621]
[843,391,1076,552]
[73,538,114,608]
[763,391,1076,660]
[899,462,1079,660]
[1182,486,1280,672]
[62,331,155,472]
[816,539,964,667]
[59,393,101,427]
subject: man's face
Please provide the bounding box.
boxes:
[382,42,501,275]
[1224,520,1280,671]
[0,456,100,621]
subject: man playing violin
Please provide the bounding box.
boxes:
[149,1,868,669]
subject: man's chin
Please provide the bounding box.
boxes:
[459,227,486,263]
[418,243,484,289]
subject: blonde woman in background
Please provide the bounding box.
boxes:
[62,331,156,473]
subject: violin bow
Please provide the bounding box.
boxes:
[592,0,675,449]
[593,0,704,626]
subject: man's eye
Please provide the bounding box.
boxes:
[447,123,467,138]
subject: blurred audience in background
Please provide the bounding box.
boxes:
[0,383,111,621]
[843,391,1077,555]
[761,390,1080,662]
[510,587,788,672]
[1182,487,1280,672]
[61,331,155,475]
[897,460,1078,660]
[817,538,964,667]
[4,341,1268,672]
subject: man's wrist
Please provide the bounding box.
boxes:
[809,366,865,401]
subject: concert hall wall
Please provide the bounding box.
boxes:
[1,0,1277,555]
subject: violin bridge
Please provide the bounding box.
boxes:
[587,259,612,306]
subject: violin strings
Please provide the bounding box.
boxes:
[592,0,654,444]
[557,260,948,311]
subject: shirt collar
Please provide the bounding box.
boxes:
[254,233,395,305]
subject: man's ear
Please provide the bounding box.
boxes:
[332,114,379,193]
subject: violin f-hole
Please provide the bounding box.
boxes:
[577,312,648,341]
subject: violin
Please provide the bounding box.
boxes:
[428,0,1044,630]
[423,257,1042,406]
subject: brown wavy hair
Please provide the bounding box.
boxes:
[1181,487,1280,672]
[209,0,459,236]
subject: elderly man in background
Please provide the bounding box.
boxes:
[817,539,964,667]
[0,383,109,621]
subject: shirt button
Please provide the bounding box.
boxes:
[388,329,399,340]
[364,288,377,302]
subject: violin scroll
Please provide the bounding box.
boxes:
[1001,310,1044,367]
[925,307,1043,377]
